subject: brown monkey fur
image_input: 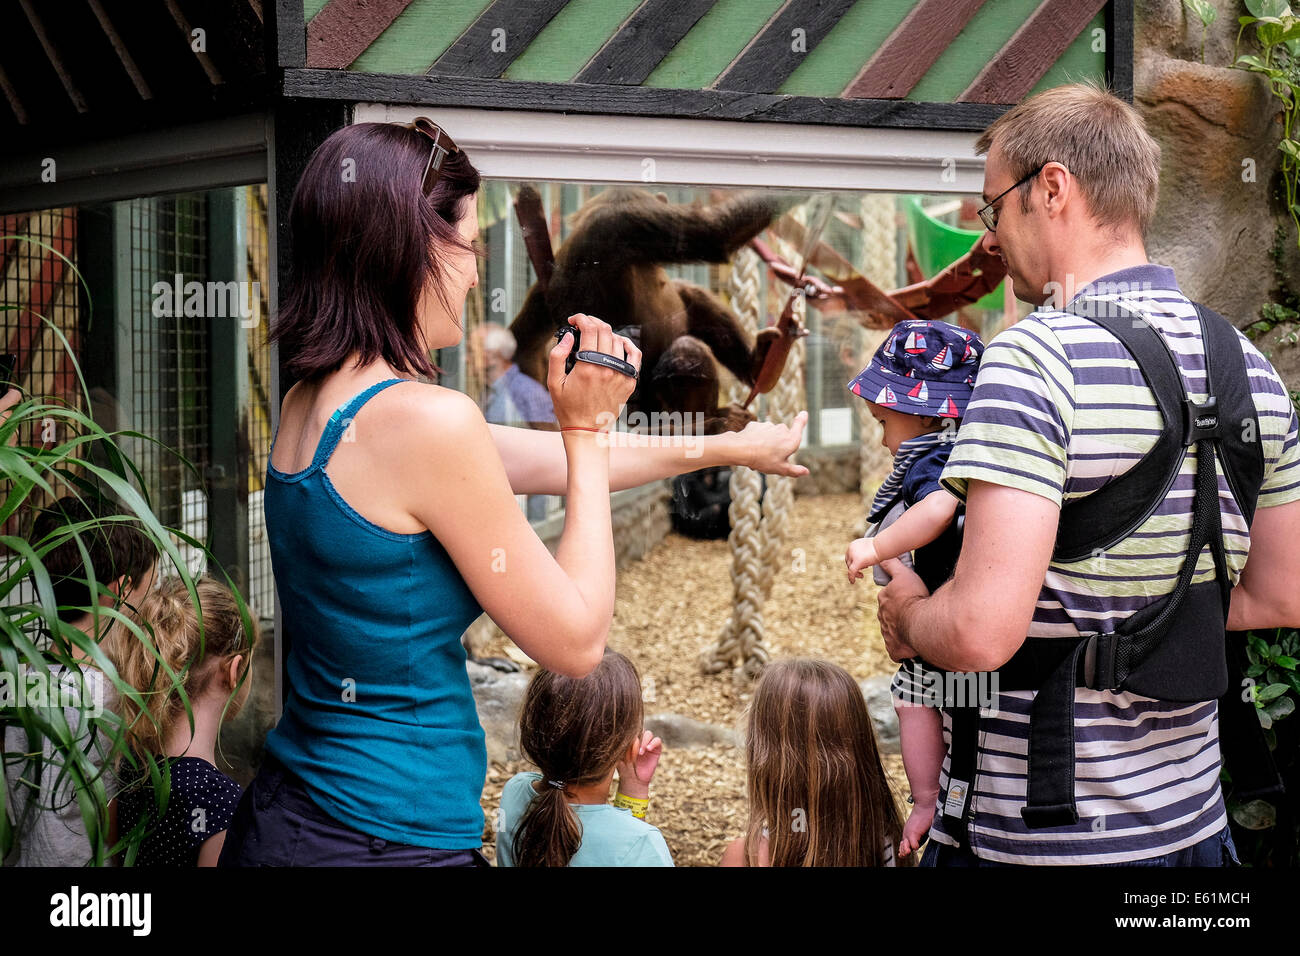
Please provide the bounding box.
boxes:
[508,187,790,434]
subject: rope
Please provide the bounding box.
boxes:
[703,245,767,675]
[743,293,806,679]
[855,194,898,526]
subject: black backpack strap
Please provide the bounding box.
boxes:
[1195,302,1265,527]
[944,296,1278,836]
[1054,299,1186,562]
[940,704,979,843]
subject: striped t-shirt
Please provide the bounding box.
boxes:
[927,263,1300,865]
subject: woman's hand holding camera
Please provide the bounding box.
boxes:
[547,313,641,433]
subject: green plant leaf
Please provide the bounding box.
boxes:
[1230,798,1278,830]
[1184,0,1218,27]
[1265,695,1296,720]
[1274,654,1299,669]
[1247,662,1268,677]
[1246,0,1292,19]
[1281,139,1300,161]
[1237,53,1270,69]
[1256,682,1291,702]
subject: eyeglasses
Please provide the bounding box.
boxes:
[410,117,460,195]
[977,163,1046,232]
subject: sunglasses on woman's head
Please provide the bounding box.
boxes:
[410,117,460,195]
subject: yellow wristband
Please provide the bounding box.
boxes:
[612,791,649,819]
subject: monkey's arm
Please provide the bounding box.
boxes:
[677,282,758,386]
[507,282,554,386]
[601,193,787,267]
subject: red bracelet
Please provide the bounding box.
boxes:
[560,426,604,432]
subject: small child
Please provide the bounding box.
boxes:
[2,494,158,867]
[496,650,671,867]
[843,318,983,859]
[721,657,907,867]
[112,575,257,867]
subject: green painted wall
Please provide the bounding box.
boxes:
[318,0,1108,100]
[905,0,1041,101]
[504,0,642,83]
[779,0,912,96]
[643,0,785,90]
[1029,10,1108,96]
[349,0,493,74]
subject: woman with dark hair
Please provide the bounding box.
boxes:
[217,119,808,867]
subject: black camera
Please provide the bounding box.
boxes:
[554,325,637,379]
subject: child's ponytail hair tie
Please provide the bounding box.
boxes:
[546,779,566,791]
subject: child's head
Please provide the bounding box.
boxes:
[31,493,158,631]
[113,575,258,762]
[744,658,906,867]
[513,649,643,867]
[849,319,984,455]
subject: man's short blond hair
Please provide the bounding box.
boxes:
[974,81,1161,239]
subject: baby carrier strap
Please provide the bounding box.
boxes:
[939,297,1277,844]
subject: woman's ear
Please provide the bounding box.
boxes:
[227,654,245,691]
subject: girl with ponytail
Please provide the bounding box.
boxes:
[112,575,258,866]
[497,650,671,867]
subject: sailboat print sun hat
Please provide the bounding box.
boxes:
[847,318,984,419]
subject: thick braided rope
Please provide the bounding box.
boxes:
[742,294,806,679]
[702,246,766,674]
[856,194,898,521]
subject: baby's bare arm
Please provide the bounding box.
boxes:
[867,489,960,563]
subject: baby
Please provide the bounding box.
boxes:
[843,318,983,858]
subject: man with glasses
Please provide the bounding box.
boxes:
[876,81,1300,866]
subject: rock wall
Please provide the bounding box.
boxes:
[1136,0,1300,388]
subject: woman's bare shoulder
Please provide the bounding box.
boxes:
[373,381,487,452]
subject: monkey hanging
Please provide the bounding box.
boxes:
[508,187,790,434]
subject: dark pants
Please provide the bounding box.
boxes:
[218,755,489,867]
[919,825,1240,867]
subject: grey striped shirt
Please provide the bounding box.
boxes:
[926,263,1300,864]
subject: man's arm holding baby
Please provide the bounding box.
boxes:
[876,479,1057,672]
[845,489,960,583]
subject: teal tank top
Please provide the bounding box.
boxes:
[262,378,485,848]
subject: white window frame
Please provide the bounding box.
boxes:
[352,105,985,193]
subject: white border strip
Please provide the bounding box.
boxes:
[352,104,984,193]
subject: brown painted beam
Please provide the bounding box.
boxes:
[959,0,1107,104]
[844,0,986,100]
[306,0,413,70]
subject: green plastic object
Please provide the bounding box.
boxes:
[902,195,1004,312]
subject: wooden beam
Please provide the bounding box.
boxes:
[714,0,855,94]
[1107,0,1134,102]
[275,0,306,68]
[282,67,1009,130]
[165,0,225,85]
[575,0,715,86]
[0,64,27,125]
[86,0,154,101]
[958,0,1107,104]
[429,0,569,78]
[18,0,88,113]
[306,0,413,70]
[844,0,987,100]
